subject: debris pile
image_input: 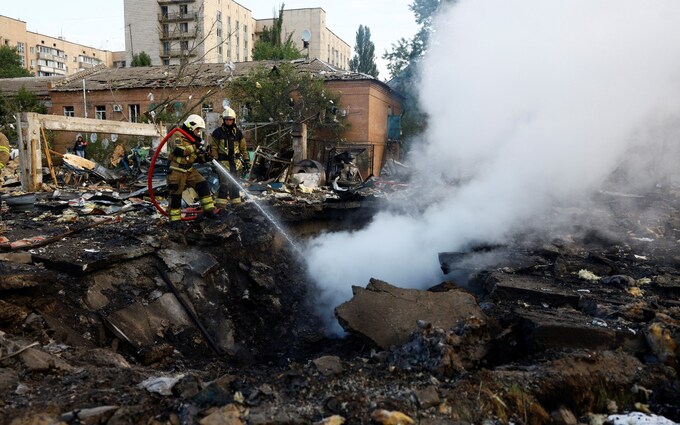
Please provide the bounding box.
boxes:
[0,151,679,424]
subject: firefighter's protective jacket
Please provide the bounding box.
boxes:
[168,132,209,171]
[211,124,247,169]
[0,132,10,171]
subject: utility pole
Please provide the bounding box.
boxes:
[128,24,134,57]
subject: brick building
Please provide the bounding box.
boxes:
[42,59,401,174]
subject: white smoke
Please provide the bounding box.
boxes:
[305,0,680,329]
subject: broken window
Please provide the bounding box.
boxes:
[95,105,106,120]
[129,104,140,123]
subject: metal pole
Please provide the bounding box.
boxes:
[82,79,87,118]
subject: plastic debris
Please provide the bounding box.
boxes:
[607,412,677,425]
[138,374,185,396]
[578,269,600,281]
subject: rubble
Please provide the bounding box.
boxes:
[0,152,679,424]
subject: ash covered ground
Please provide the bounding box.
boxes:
[0,183,679,425]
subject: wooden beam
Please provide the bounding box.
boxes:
[20,112,166,192]
[35,114,162,137]
[40,127,59,188]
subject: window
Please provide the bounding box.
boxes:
[129,104,140,122]
[95,105,106,120]
[163,59,170,66]
[202,103,213,115]
[179,4,188,15]
[64,106,75,117]
[163,42,170,54]
[216,11,221,22]
[30,46,34,54]
[16,42,25,53]
[180,40,189,51]
[180,22,188,33]
[162,24,169,37]
[161,5,168,17]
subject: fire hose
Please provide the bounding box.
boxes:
[147,126,200,221]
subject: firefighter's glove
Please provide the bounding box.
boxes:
[172,146,188,157]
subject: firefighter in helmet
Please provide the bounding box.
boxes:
[167,114,216,224]
[210,107,249,207]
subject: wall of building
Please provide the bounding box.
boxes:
[324,80,402,174]
[125,0,255,67]
[0,15,114,76]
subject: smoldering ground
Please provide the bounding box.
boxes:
[305,0,680,330]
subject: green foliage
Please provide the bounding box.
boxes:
[383,37,416,78]
[223,62,346,147]
[0,86,47,142]
[131,51,152,67]
[383,0,457,79]
[349,25,378,78]
[381,0,457,152]
[252,4,303,61]
[252,36,303,61]
[0,45,32,78]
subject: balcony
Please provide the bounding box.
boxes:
[160,49,198,58]
[159,28,199,40]
[37,64,66,75]
[158,11,198,22]
[37,52,65,63]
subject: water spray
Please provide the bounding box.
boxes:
[211,159,303,255]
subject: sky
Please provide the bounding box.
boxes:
[304,0,680,332]
[0,0,418,79]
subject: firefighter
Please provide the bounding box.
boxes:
[210,107,249,207]
[167,114,216,225]
[0,131,10,175]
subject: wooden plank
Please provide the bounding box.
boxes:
[37,114,162,137]
[40,127,59,188]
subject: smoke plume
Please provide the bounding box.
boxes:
[305,0,680,330]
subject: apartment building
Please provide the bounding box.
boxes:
[255,8,350,70]
[0,15,114,77]
[123,1,349,69]
[124,0,254,66]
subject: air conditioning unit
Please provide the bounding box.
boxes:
[113,104,123,112]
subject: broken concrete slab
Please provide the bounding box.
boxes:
[335,278,484,350]
[0,262,57,290]
[32,242,154,275]
[481,272,581,308]
[515,307,645,353]
[159,246,220,278]
[103,293,191,349]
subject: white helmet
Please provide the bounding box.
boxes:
[221,107,236,120]
[183,114,206,130]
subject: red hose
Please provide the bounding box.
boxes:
[147,126,198,220]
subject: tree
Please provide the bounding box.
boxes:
[381,0,457,152]
[383,0,457,79]
[0,46,32,78]
[131,51,152,67]
[349,25,378,78]
[223,62,345,148]
[0,86,47,142]
[252,4,303,61]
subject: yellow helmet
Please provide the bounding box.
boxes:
[222,107,236,120]
[183,114,206,130]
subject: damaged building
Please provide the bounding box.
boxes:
[0,48,679,425]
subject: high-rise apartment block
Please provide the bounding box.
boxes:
[124,0,350,69]
[0,15,115,77]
